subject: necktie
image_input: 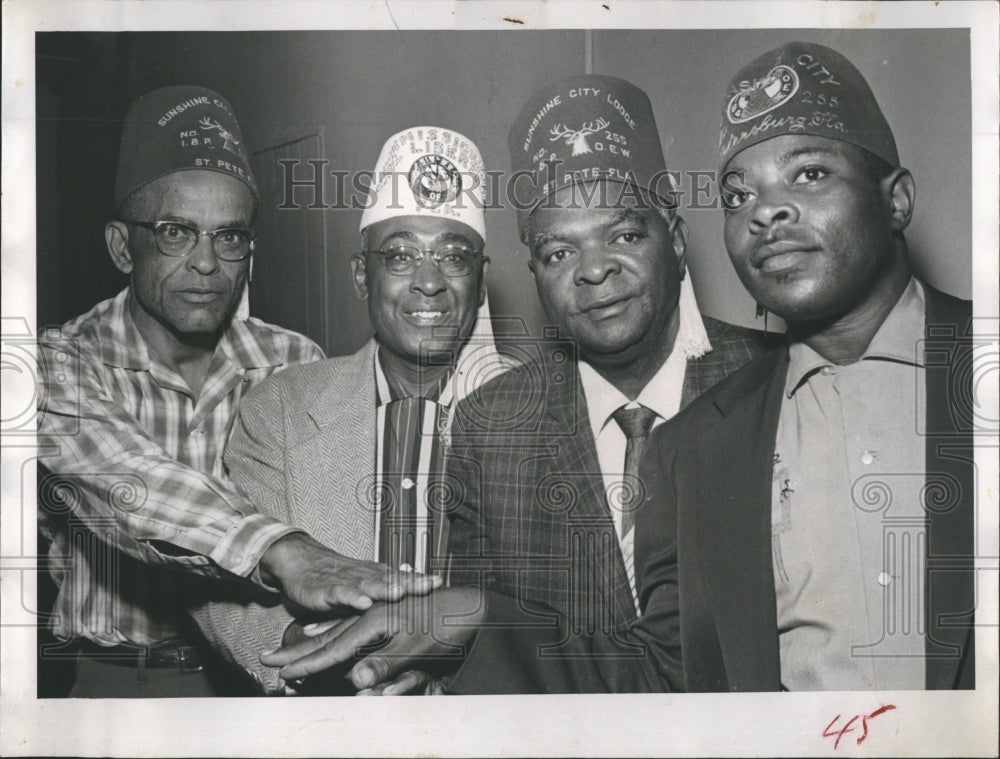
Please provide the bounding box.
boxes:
[612,405,658,540]
[375,361,451,573]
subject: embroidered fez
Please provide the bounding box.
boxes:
[508,74,675,238]
[113,85,258,209]
[718,41,899,171]
[360,126,487,240]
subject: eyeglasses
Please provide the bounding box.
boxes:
[370,243,483,277]
[122,220,256,262]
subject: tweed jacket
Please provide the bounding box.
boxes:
[187,341,382,692]
[189,335,514,693]
[446,316,779,635]
[631,283,975,691]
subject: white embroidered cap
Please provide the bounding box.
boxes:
[359,126,487,239]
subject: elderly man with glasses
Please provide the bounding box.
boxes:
[37,89,439,698]
[186,126,509,695]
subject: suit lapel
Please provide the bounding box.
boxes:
[541,363,606,517]
[693,349,787,690]
[293,341,379,560]
[544,363,636,624]
[679,368,699,411]
[923,288,975,689]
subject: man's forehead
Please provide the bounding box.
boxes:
[366,216,481,244]
[728,134,855,171]
[131,169,254,220]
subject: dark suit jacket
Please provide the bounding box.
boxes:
[446,317,778,636]
[631,283,976,691]
[449,285,975,694]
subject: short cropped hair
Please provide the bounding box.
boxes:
[856,146,897,185]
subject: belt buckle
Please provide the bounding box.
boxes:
[176,646,204,674]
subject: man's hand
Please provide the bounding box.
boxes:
[258,533,442,613]
[282,616,359,648]
[357,670,448,696]
[279,618,436,694]
[297,621,441,695]
[260,586,486,691]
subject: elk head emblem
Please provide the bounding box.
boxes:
[198,117,240,154]
[548,118,610,156]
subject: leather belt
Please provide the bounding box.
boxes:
[76,640,207,673]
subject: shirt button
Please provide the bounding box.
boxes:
[820,366,835,376]
[861,450,878,465]
[877,572,893,586]
[401,477,415,490]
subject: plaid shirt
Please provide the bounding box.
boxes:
[38,288,323,645]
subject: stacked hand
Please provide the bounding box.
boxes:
[261,586,486,695]
[258,533,442,613]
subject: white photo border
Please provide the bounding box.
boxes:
[2,2,997,757]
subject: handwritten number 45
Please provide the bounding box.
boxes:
[823,705,896,749]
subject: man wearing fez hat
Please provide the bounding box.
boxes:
[262,76,776,694]
[188,126,510,694]
[628,41,973,691]
[37,88,437,697]
[405,43,974,696]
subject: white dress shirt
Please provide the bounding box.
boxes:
[577,276,712,610]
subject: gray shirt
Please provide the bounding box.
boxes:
[773,277,927,690]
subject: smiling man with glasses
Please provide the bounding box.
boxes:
[187,126,510,695]
[262,77,781,696]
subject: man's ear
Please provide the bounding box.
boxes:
[106,221,134,274]
[526,254,537,283]
[351,254,369,300]
[668,214,689,279]
[478,257,490,306]
[883,168,915,232]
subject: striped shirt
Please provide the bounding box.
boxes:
[372,350,452,579]
[37,287,323,645]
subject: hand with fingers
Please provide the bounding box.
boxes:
[257,533,442,614]
[355,670,449,696]
[261,586,486,694]
[287,620,442,695]
[279,619,442,695]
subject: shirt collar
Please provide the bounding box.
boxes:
[578,362,632,437]
[97,288,149,370]
[98,286,282,372]
[863,277,925,364]
[373,344,454,406]
[785,277,925,398]
[578,274,712,436]
[221,315,286,371]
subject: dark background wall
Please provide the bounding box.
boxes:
[36,29,971,356]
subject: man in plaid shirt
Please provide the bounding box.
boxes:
[37,86,438,697]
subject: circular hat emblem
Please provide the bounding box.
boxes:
[727,65,799,124]
[408,154,462,208]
